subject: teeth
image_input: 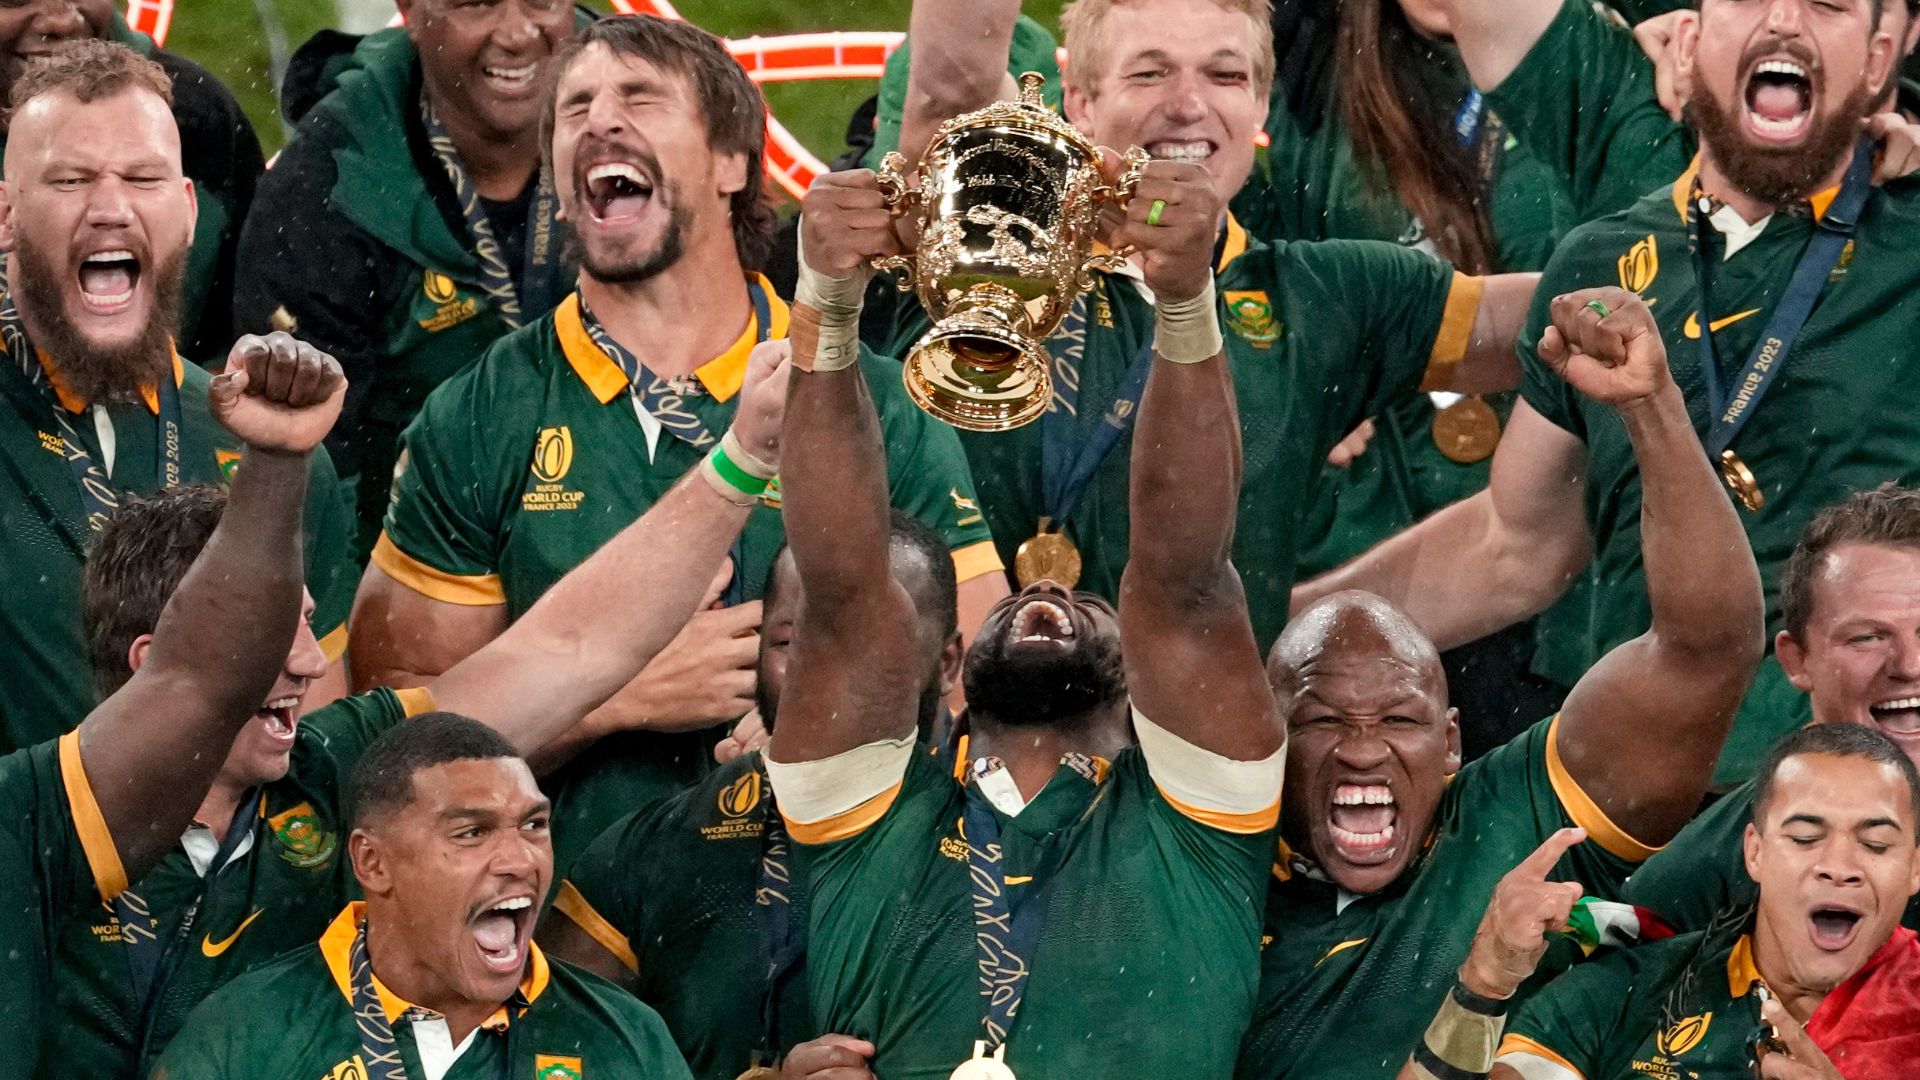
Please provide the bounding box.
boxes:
[1015,598,1073,640]
[1756,59,1809,79]
[491,897,532,913]
[1332,784,1395,806]
[587,162,647,187]
[1148,140,1212,162]
[1875,698,1920,711]
[1331,823,1396,849]
[1750,114,1807,134]
[82,249,134,265]
[484,64,536,82]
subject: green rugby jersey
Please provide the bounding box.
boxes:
[1625,777,1920,935]
[1515,169,1920,782]
[555,752,809,1080]
[870,219,1479,648]
[0,344,356,752]
[41,685,434,1079]
[1499,931,1770,1080]
[0,732,130,1069]
[1236,718,1649,1080]
[378,282,999,875]
[153,903,693,1080]
[1481,0,1694,225]
[788,744,1274,1079]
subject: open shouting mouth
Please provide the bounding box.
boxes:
[583,160,655,226]
[77,248,141,317]
[1807,902,1864,952]
[1328,782,1398,864]
[1743,54,1817,143]
[470,894,535,976]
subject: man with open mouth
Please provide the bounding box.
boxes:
[542,513,966,1080]
[236,0,585,556]
[1238,288,1765,1080]
[0,42,359,764]
[154,714,695,1080]
[356,14,1006,884]
[1627,483,1920,938]
[1436,723,1920,1080]
[45,337,788,1079]
[761,132,1285,1077]
[869,0,1538,653]
[1301,0,1920,789]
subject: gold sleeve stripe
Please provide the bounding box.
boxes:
[951,540,1006,583]
[1544,715,1661,863]
[315,623,349,664]
[783,781,904,844]
[1155,784,1280,835]
[394,686,438,718]
[1421,272,1486,392]
[1497,1033,1589,1080]
[552,881,638,973]
[370,532,507,607]
[59,731,128,902]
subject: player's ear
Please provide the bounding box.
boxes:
[1443,707,1462,775]
[938,630,965,698]
[126,634,155,677]
[1775,630,1813,693]
[1672,8,1701,79]
[0,181,16,253]
[349,828,392,895]
[1742,822,1762,884]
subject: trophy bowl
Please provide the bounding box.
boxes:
[875,72,1146,432]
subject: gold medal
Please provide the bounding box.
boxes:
[950,1041,1018,1080]
[1719,449,1764,511]
[734,1069,779,1080]
[1431,396,1502,464]
[1014,522,1082,589]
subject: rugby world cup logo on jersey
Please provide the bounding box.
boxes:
[701,770,767,841]
[1655,1012,1711,1057]
[419,269,479,333]
[524,426,587,513]
[1618,234,1659,294]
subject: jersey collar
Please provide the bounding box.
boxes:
[320,902,551,1027]
[556,274,790,406]
[1670,155,1844,227]
[1726,933,1763,997]
[26,344,184,415]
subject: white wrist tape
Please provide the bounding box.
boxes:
[1153,277,1224,365]
[795,229,864,373]
[721,428,776,481]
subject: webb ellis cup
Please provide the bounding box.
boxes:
[873,71,1148,431]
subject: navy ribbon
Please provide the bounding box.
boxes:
[115,792,260,1023]
[1038,283,1154,534]
[349,917,523,1080]
[421,96,564,329]
[752,775,801,1068]
[1689,136,1874,461]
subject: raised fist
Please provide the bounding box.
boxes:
[731,338,792,472]
[1106,155,1220,303]
[800,170,905,281]
[1458,827,1587,1001]
[1538,288,1671,408]
[209,332,346,454]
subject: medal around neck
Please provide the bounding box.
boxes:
[1719,449,1764,511]
[873,72,1148,432]
[1014,529,1082,589]
[950,1040,1019,1080]
[1430,396,1502,464]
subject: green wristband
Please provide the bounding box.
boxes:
[708,444,771,498]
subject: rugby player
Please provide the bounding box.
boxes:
[1413,724,1920,1080]
[1238,288,1765,1080]
[763,141,1285,1077]
[875,0,1538,649]
[543,518,964,1080]
[351,13,1006,878]
[0,41,356,750]
[0,326,344,1070]
[43,338,788,1077]
[153,716,694,1079]
[1299,0,1920,783]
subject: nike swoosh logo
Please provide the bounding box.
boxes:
[1004,875,1034,886]
[201,908,264,958]
[1682,308,1762,339]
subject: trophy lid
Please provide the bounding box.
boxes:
[919,70,1102,165]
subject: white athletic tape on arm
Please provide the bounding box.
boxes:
[763,735,916,824]
[1153,277,1224,365]
[793,229,863,372]
[1134,706,1284,822]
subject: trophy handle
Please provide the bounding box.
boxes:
[1084,146,1153,281]
[870,151,920,288]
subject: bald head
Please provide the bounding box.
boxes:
[1268,591,1447,709]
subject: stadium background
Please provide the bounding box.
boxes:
[171,0,1070,203]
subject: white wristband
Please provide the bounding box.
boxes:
[793,228,864,372]
[721,428,776,481]
[1153,277,1224,365]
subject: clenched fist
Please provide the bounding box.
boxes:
[1458,827,1587,1001]
[1538,288,1672,408]
[731,338,792,472]
[209,332,346,454]
[800,170,906,281]
[1104,155,1220,303]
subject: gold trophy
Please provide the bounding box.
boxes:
[873,72,1148,431]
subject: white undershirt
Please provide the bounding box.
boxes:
[1709,202,1772,260]
[629,393,664,462]
[92,406,117,476]
[410,1015,481,1080]
[178,820,255,878]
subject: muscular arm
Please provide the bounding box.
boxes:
[898,0,1022,166]
[1444,0,1564,91]
[348,570,505,690]
[1549,291,1764,845]
[1446,273,1539,395]
[1292,400,1594,649]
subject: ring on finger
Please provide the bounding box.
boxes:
[1584,299,1611,319]
[1146,198,1168,227]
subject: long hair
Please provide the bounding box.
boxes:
[1334,0,1498,273]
